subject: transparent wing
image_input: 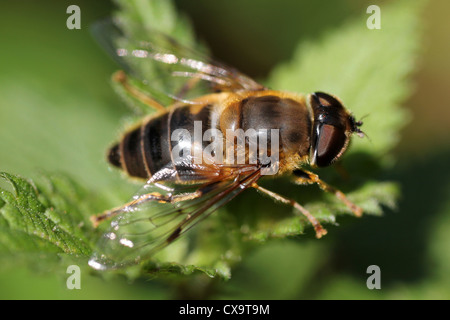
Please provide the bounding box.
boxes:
[88,161,261,270]
[91,19,265,106]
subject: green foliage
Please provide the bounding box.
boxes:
[0,172,93,271]
[0,0,424,284]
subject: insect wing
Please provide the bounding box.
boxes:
[88,163,261,270]
[91,19,178,108]
[91,19,265,106]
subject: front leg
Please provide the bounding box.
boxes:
[293,169,363,217]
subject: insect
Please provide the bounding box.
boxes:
[88,23,365,270]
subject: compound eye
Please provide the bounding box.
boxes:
[314,123,347,167]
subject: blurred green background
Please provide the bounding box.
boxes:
[0,0,449,299]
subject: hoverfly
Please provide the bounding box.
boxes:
[88,21,364,271]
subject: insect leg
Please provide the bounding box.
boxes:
[112,70,166,112]
[293,169,363,217]
[90,190,202,228]
[252,183,328,239]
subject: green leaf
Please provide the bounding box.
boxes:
[0,172,93,262]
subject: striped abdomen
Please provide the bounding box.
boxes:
[108,103,212,179]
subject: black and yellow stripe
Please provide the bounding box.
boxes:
[108,103,212,179]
